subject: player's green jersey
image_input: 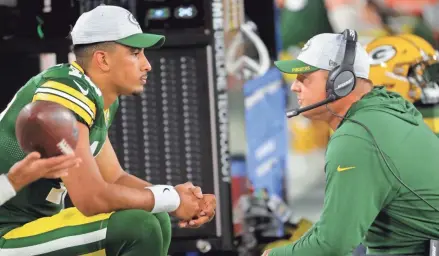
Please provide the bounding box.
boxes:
[0,62,119,235]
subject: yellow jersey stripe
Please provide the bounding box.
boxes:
[1,229,107,254]
[35,87,95,118]
[41,81,96,116]
[81,249,106,256]
[3,208,112,239]
[424,117,439,134]
[32,93,93,127]
[71,61,85,73]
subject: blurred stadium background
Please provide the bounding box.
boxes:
[0,0,438,255]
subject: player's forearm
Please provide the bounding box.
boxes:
[114,172,152,189]
[83,182,155,216]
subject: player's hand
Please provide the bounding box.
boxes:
[7,152,81,191]
[171,182,203,221]
[179,194,216,228]
[261,249,272,256]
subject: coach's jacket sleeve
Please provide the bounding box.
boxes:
[270,135,396,256]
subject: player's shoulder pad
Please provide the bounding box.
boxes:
[33,63,103,127]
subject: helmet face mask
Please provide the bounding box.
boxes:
[419,62,439,104]
[408,61,432,87]
[366,34,439,104]
[423,62,439,84]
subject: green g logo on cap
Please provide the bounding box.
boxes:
[128,13,141,29]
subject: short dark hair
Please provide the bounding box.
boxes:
[72,42,116,69]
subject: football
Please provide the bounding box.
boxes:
[15,101,79,158]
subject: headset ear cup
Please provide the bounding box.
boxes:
[333,70,356,97]
[326,29,358,101]
[326,66,341,99]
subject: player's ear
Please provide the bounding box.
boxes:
[94,50,111,72]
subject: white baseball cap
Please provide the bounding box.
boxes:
[71,5,165,49]
[275,33,370,79]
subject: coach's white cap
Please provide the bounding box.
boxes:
[275,33,370,79]
[71,5,165,48]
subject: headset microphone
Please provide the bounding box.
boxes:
[286,94,337,118]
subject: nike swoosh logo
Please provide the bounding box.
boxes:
[337,165,356,172]
[73,81,89,95]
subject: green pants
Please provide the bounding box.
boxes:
[0,207,172,255]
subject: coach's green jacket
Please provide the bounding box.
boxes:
[270,87,439,256]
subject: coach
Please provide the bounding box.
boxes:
[263,30,439,256]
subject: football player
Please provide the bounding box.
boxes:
[366,33,439,136]
[0,5,216,255]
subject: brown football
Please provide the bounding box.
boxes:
[15,101,79,158]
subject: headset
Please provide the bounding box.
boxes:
[286,29,439,213]
[286,29,358,118]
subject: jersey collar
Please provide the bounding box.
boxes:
[71,61,85,73]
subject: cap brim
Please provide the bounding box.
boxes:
[116,33,165,49]
[274,59,319,74]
